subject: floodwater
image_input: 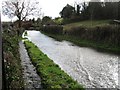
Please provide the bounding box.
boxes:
[27,30,119,88]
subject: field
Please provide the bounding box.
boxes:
[64,20,111,30]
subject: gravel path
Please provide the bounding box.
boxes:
[19,41,42,89]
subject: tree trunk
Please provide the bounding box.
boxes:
[17,18,22,36]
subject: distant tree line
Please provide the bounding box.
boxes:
[60,1,120,23]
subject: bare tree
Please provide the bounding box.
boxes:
[2,0,41,35]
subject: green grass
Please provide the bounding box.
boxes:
[43,33,120,55]
[64,20,111,30]
[24,41,84,89]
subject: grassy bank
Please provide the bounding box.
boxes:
[24,41,84,89]
[43,33,120,54]
[2,30,24,89]
[64,20,111,30]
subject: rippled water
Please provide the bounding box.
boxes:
[27,30,119,88]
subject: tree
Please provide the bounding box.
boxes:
[37,18,41,24]
[42,16,52,25]
[118,1,120,19]
[2,0,41,35]
[88,1,103,20]
[60,4,75,19]
[54,17,63,25]
[76,5,80,15]
[32,18,35,23]
[103,2,118,19]
[81,2,90,20]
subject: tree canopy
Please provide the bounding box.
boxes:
[2,0,41,27]
[60,4,75,19]
[59,1,120,22]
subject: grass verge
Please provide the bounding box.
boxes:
[43,33,120,55]
[24,41,84,89]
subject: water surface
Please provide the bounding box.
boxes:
[27,30,119,88]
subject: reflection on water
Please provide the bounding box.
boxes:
[27,30,119,88]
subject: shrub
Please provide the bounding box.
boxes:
[65,25,120,47]
[2,29,24,89]
[42,25,63,34]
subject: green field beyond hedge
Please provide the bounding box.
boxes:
[64,20,111,30]
[24,41,84,89]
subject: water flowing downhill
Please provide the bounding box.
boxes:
[26,30,119,88]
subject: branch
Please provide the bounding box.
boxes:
[20,2,25,14]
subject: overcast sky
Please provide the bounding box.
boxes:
[38,0,89,18]
[1,0,119,21]
[1,0,91,22]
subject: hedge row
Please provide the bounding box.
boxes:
[2,29,24,89]
[65,25,120,47]
[42,25,63,34]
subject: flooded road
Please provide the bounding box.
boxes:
[27,30,119,88]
